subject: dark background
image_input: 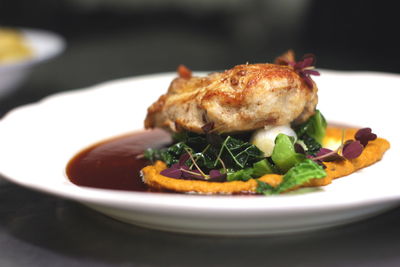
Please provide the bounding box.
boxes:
[1,1,400,266]
[0,0,400,116]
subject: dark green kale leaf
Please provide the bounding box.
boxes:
[301,134,322,156]
[144,142,191,166]
[217,136,264,169]
[143,148,157,162]
[192,151,216,169]
[145,131,264,172]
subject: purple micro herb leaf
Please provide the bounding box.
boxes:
[316,148,332,156]
[303,69,320,76]
[342,140,364,159]
[294,61,305,70]
[294,143,305,154]
[316,148,344,162]
[182,168,204,180]
[178,153,190,166]
[299,72,314,89]
[208,169,227,182]
[302,53,316,66]
[307,154,326,168]
[355,127,377,146]
[160,163,182,179]
[279,53,320,89]
[201,122,214,133]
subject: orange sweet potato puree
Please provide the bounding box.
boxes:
[141,127,390,194]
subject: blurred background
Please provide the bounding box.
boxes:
[0,0,399,117]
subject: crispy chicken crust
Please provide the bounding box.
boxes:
[145,53,318,134]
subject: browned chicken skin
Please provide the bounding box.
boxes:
[145,52,318,134]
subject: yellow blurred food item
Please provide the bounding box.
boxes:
[0,28,32,64]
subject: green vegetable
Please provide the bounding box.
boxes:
[227,168,254,181]
[301,134,322,156]
[255,180,275,195]
[252,159,276,177]
[256,159,326,195]
[144,131,264,172]
[227,159,277,181]
[145,115,327,191]
[271,134,306,173]
[144,142,191,166]
[275,159,326,193]
[295,110,327,144]
[216,136,264,169]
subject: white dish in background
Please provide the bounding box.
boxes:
[0,70,399,236]
[0,28,65,97]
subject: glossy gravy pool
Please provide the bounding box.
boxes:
[66,129,171,191]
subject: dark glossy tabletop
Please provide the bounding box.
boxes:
[1,177,400,267]
[1,1,400,266]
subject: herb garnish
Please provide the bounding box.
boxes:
[308,128,377,163]
[144,113,378,195]
[145,123,264,181]
[355,127,377,146]
[277,53,320,88]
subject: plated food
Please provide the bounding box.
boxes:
[1,67,398,235]
[66,51,390,196]
[0,28,32,64]
[139,51,390,194]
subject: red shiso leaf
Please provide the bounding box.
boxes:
[303,69,320,76]
[355,128,377,146]
[316,148,332,156]
[294,61,306,70]
[302,53,316,66]
[307,154,326,168]
[275,52,319,88]
[182,169,204,180]
[294,143,305,154]
[316,148,344,162]
[160,163,182,178]
[300,73,314,88]
[178,153,190,166]
[208,169,227,182]
[342,140,364,159]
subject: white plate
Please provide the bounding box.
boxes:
[0,70,400,236]
[0,28,65,97]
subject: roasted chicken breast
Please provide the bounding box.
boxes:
[145,52,318,134]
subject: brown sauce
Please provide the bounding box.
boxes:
[66,129,171,191]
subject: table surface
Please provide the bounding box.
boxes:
[1,178,400,267]
[1,20,400,266]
